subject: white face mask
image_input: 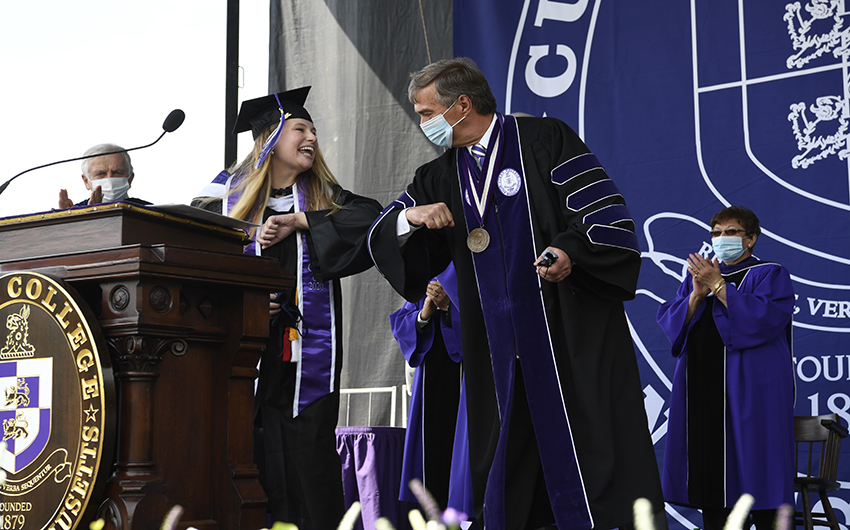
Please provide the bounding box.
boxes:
[93,177,131,202]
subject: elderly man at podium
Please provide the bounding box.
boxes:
[58,143,149,208]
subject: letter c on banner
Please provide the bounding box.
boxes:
[526,44,577,98]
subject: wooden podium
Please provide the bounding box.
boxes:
[0,203,291,530]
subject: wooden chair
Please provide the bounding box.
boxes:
[794,414,849,530]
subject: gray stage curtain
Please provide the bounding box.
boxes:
[269,0,452,426]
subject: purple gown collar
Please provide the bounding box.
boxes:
[720,255,762,274]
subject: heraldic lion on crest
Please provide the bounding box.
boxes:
[4,377,30,408]
[3,412,29,441]
[1,305,36,359]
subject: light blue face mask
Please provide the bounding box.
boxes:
[419,99,466,148]
[712,235,745,263]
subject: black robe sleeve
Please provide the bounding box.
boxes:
[520,117,641,301]
[302,186,383,283]
[367,158,455,303]
[272,185,382,283]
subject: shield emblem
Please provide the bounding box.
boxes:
[693,0,850,257]
[691,0,850,333]
[0,358,52,473]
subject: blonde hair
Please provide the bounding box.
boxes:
[227,125,344,229]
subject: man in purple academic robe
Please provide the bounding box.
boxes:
[368,58,664,530]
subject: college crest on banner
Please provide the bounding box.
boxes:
[0,272,115,530]
[455,0,850,527]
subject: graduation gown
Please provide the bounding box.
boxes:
[368,115,663,530]
[194,173,382,528]
[656,256,795,510]
[390,263,472,514]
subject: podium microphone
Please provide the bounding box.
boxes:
[0,109,186,197]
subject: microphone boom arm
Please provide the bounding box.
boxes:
[0,108,184,197]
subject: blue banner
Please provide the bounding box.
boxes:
[455,1,850,528]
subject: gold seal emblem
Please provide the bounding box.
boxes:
[0,272,114,530]
[467,227,491,253]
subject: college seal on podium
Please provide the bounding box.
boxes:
[0,272,114,530]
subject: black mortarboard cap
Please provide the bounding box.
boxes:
[233,86,312,139]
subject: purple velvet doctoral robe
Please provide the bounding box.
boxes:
[368,115,663,530]
[656,255,795,510]
[389,263,473,516]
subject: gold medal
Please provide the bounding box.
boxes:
[467,227,490,253]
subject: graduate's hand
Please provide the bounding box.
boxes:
[58,189,74,209]
[406,203,454,229]
[258,212,308,248]
[269,292,282,317]
[534,247,572,282]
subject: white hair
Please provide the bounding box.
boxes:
[81,144,133,177]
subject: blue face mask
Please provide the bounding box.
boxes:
[712,235,745,263]
[419,99,466,148]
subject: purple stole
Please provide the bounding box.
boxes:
[457,115,592,530]
[221,174,336,417]
[291,181,336,417]
[219,172,260,257]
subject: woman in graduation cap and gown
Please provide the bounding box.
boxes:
[194,88,382,529]
[656,206,795,530]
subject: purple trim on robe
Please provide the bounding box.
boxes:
[388,191,416,211]
[368,191,416,277]
[212,171,261,256]
[458,114,592,530]
[551,152,602,184]
[587,224,641,252]
[566,179,622,212]
[582,203,633,226]
[211,169,230,184]
[295,183,336,416]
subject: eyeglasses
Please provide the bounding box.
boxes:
[709,228,747,238]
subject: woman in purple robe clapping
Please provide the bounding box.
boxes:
[657,206,795,530]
